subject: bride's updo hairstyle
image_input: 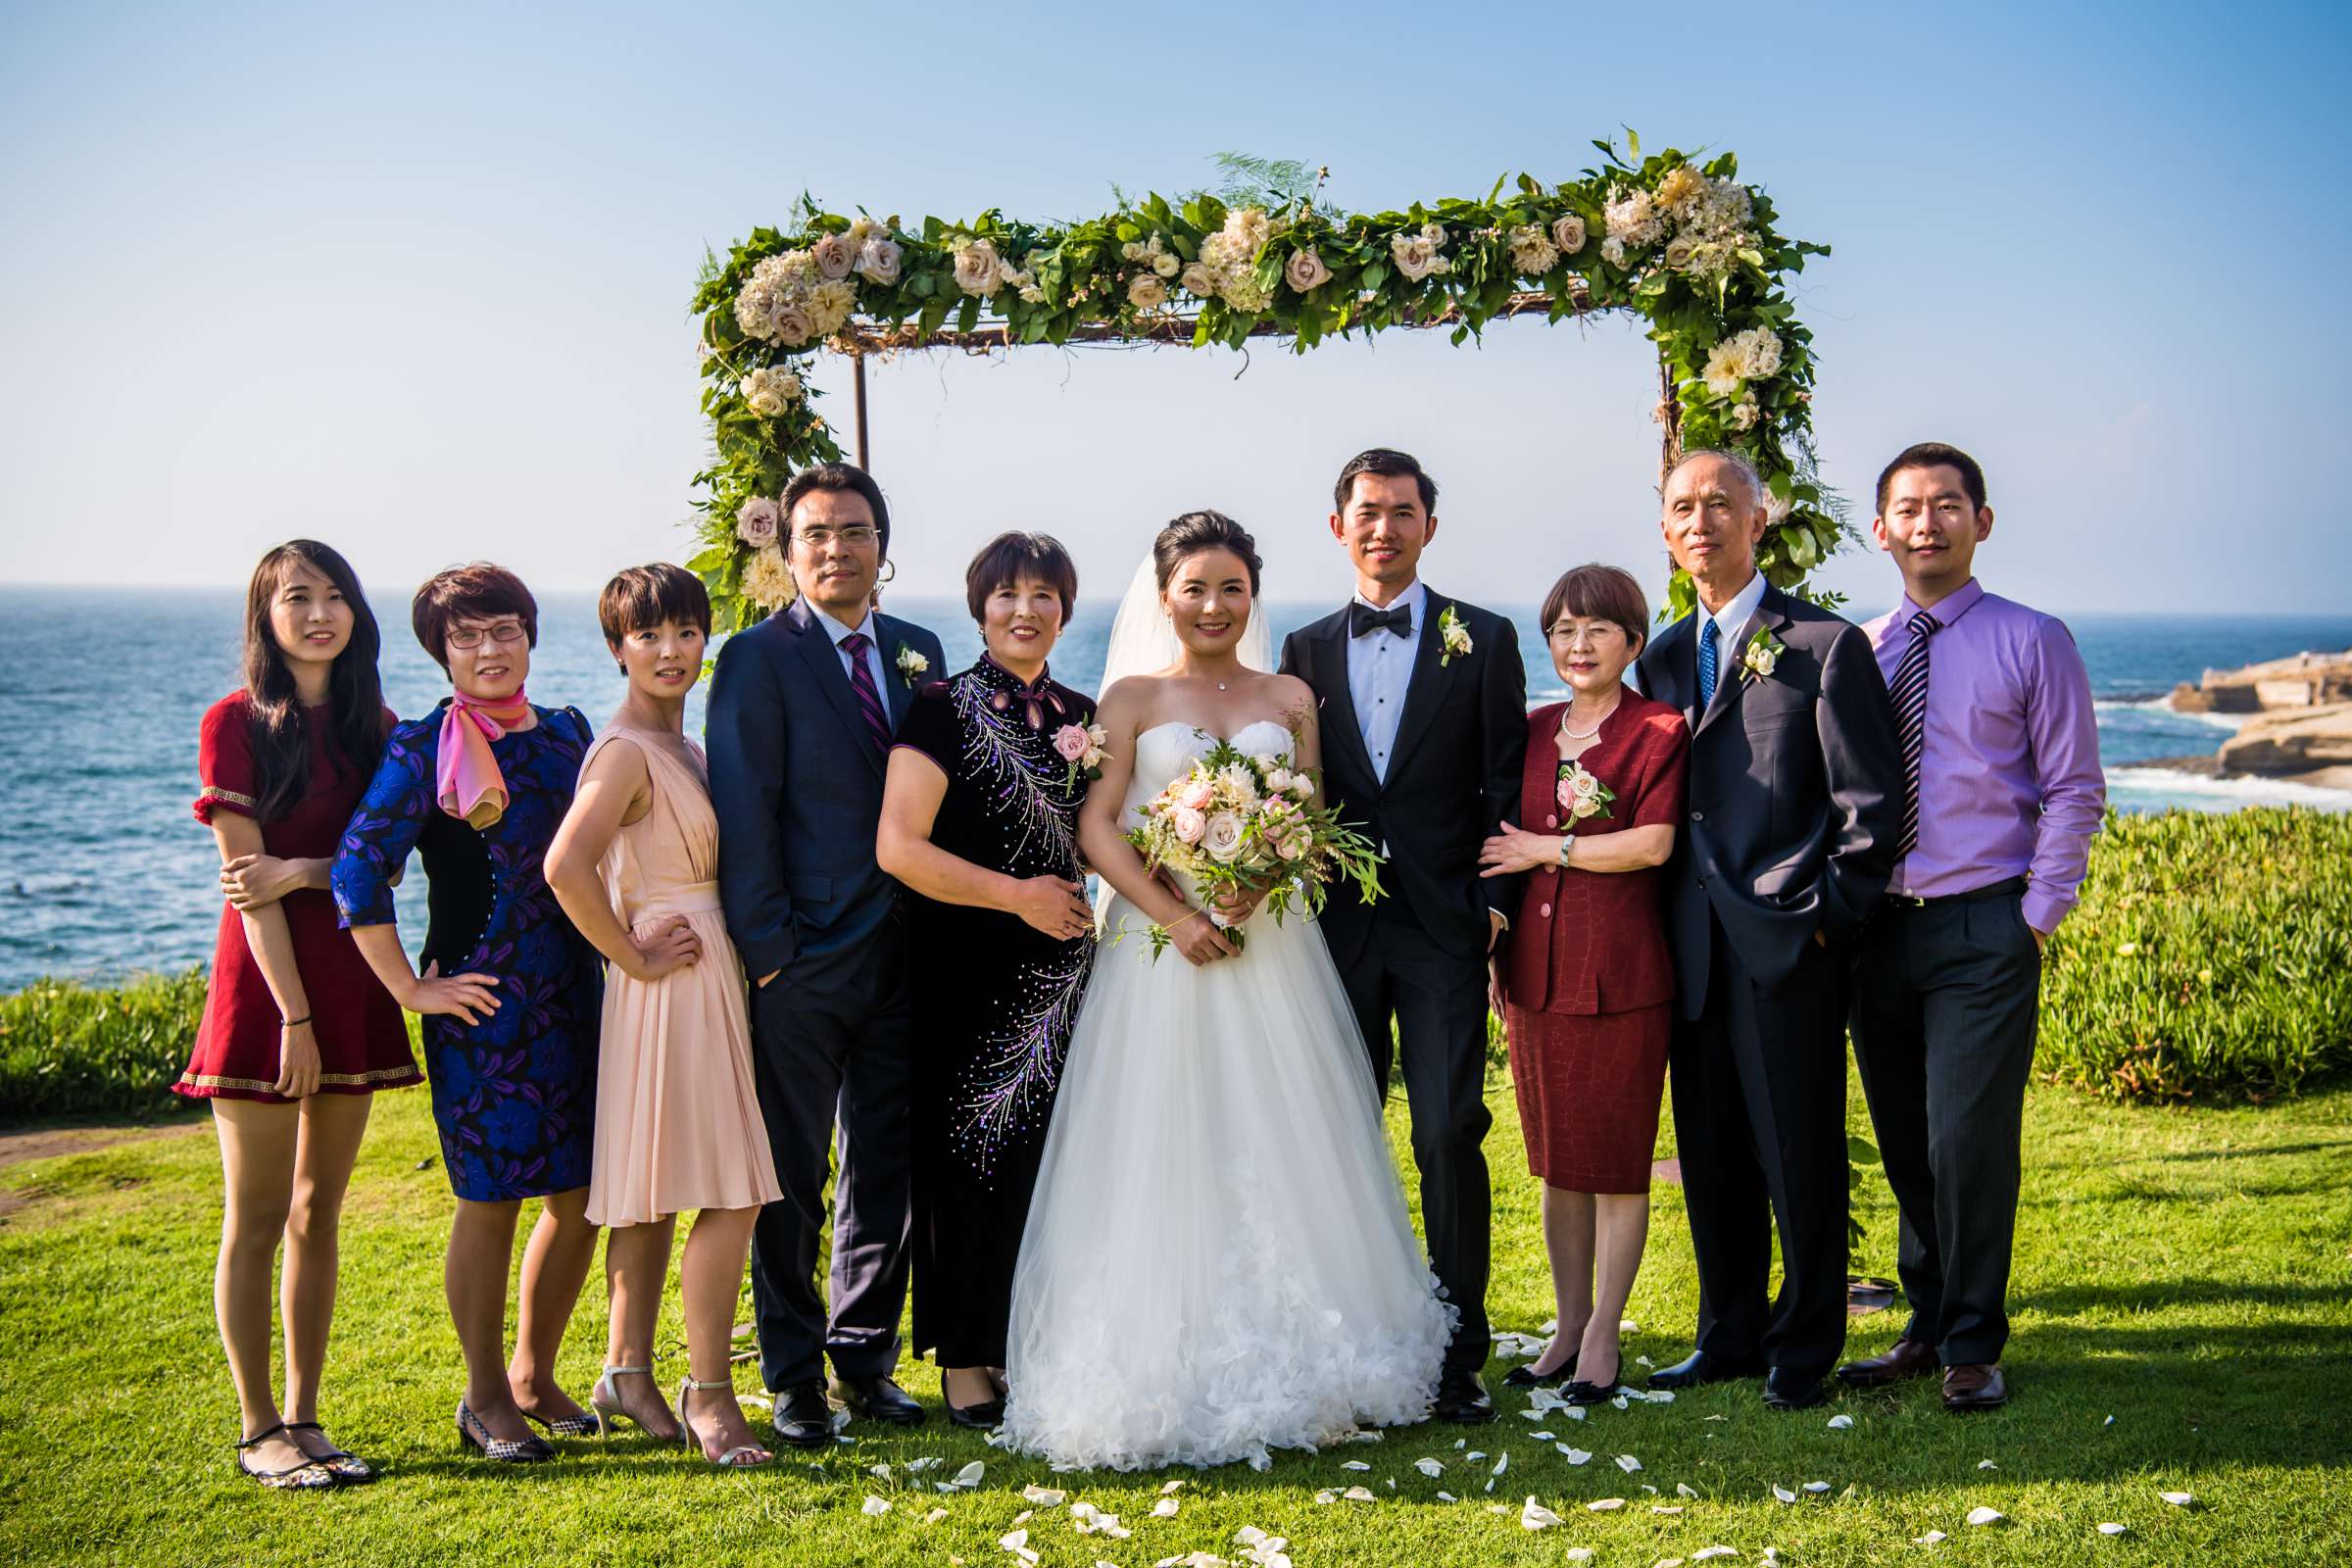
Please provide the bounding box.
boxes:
[1152,510,1263,595]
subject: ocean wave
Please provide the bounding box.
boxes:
[2105,765,2352,811]
[2091,698,2245,730]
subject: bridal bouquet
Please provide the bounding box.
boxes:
[1125,734,1384,956]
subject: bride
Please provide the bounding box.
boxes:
[998,510,1452,1472]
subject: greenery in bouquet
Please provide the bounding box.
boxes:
[1122,736,1383,958]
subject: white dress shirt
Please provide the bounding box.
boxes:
[814,604,892,699]
[1697,568,1769,694]
[1346,578,1428,784]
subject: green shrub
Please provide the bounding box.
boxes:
[2039,808,2352,1102]
[0,970,209,1121]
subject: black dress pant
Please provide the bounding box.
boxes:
[747,931,915,1391]
[1337,904,1493,1370]
[1668,923,1851,1382]
[1849,887,2041,1366]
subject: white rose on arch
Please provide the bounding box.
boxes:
[1284,248,1332,293]
[810,231,857,280]
[1550,214,1588,255]
[1128,273,1168,311]
[953,238,1004,297]
[1153,251,1180,278]
[855,236,903,285]
[735,495,781,548]
[740,368,803,418]
[1391,232,1441,281]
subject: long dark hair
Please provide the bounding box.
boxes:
[242,541,388,821]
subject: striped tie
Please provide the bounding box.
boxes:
[838,631,895,754]
[1890,610,1940,859]
[1696,616,1721,709]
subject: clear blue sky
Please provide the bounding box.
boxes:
[4,0,2345,614]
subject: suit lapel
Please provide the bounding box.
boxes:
[1384,591,1452,781]
[874,612,915,729]
[790,600,887,779]
[1314,611,1376,785]
[1649,613,1698,726]
[1694,585,1789,738]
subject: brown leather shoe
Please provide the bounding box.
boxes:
[1941,1363,2007,1411]
[1838,1337,1938,1387]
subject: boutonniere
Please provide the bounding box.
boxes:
[1556,759,1617,821]
[1438,605,1473,666]
[1740,627,1786,684]
[894,644,929,687]
[1053,721,1111,788]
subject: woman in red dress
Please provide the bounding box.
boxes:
[1480,564,1688,1405]
[180,540,415,1488]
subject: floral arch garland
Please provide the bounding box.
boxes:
[688,137,1837,632]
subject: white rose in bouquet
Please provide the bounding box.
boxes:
[1202,811,1247,863]
[1263,766,1295,795]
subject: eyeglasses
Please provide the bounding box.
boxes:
[447,619,528,650]
[793,524,880,550]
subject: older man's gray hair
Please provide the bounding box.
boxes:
[1662,447,1764,509]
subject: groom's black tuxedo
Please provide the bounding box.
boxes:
[1636,581,1900,1383]
[1281,590,1524,1371]
[708,596,946,1393]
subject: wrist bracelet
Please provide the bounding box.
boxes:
[1556,836,1574,866]
[281,1014,312,1030]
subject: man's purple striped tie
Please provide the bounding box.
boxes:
[838,631,894,753]
[1889,609,1939,859]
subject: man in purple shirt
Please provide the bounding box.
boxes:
[1837,442,2105,1412]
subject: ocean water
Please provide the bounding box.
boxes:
[3,586,2347,991]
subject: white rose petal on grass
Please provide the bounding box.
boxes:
[868,1461,893,1481]
[2099,1522,2129,1537]
[1589,1497,1627,1512]
[1313,1491,1337,1505]
[905,1456,940,1473]
[1677,1483,1700,1499]
[1568,1550,1596,1563]
[1494,1452,1510,1476]
[1343,1486,1378,1502]
[2160,1491,2196,1507]
[1616,1454,1643,1473]
[1466,1451,1487,1462]
[1828,1414,1854,1430]
[1414,1457,1446,1477]
[1531,1431,1556,1441]
[1013,1510,1034,1526]
[1340,1459,1372,1471]
[1612,1396,1632,1410]
[954,1460,986,1489]
[1161,1479,1188,1494]
[1913,1530,1948,1544]
[1802,1481,1832,1494]
[1978,1459,1997,1471]
[1966,1506,2006,1527]
[1692,1548,1739,1561]
[1652,1504,1685,1515]
[1437,1492,1457,1502]
[923,1507,948,1525]
[1562,1406,1589,1421]
[1559,1446,1593,1465]
[1522,1496,1565,1531]
[1773,1486,1798,1504]
[861,1495,891,1516]
[1151,1497,1180,1518]
[1023,1485,1068,1506]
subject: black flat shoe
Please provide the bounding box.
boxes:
[1433,1366,1495,1424]
[1646,1350,1766,1391]
[1762,1368,1829,1410]
[1561,1379,1616,1406]
[829,1373,926,1426]
[1501,1353,1577,1389]
[233,1423,337,1491]
[282,1420,375,1484]
[945,1396,1005,1431]
[771,1379,835,1449]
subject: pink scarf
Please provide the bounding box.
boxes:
[437,689,532,829]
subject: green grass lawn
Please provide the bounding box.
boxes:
[3,1067,2347,1568]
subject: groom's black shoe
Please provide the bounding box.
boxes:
[771,1380,835,1449]
[1433,1367,1496,1424]
[1761,1368,1830,1411]
[829,1374,926,1426]
[1645,1350,1766,1391]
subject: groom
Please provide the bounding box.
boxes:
[1280,448,1527,1423]
[708,462,947,1446]
[1637,448,1900,1410]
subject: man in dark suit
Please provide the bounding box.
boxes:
[1636,448,1900,1411]
[1279,448,1526,1423]
[707,463,947,1446]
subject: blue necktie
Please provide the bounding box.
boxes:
[1697,617,1721,709]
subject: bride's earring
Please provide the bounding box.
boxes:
[614,660,626,674]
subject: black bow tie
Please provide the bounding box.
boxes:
[1350,603,1412,639]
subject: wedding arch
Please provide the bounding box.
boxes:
[687,137,1838,631]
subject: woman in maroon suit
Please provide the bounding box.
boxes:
[1480,564,1688,1404]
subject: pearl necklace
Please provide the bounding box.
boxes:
[1559,695,1619,742]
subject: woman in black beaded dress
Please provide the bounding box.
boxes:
[877,533,1100,1430]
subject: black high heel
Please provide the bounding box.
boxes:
[456,1399,554,1463]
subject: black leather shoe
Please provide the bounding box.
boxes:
[1433,1366,1495,1423]
[770,1380,834,1449]
[1646,1350,1766,1391]
[829,1374,926,1426]
[1762,1368,1829,1410]
[945,1396,1005,1431]
[1501,1352,1576,1390]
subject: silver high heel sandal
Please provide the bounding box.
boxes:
[675,1376,773,1469]
[590,1364,671,1439]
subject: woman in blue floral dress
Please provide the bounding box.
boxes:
[334,564,605,1463]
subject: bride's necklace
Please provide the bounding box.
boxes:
[1560,694,1620,742]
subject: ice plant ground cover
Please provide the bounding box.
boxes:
[3,1062,2348,1564]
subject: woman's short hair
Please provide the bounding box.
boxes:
[964,532,1078,624]
[1152,510,1262,596]
[599,563,712,645]
[412,563,538,673]
[1540,564,1650,654]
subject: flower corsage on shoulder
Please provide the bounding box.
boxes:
[894,644,929,687]
[1052,721,1111,788]
[1438,604,1473,666]
[1557,758,1617,822]
[1739,627,1786,684]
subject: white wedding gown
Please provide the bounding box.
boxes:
[998,718,1454,1472]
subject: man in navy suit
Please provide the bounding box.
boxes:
[707,463,947,1446]
[1635,449,1900,1411]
